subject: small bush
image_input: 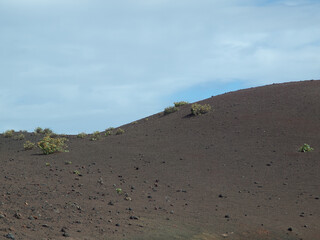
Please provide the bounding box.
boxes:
[43,128,53,135]
[116,188,123,194]
[299,143,314,152]
[77,132,87,138]
[14,133,25,140]
[105,130,113,136]
[116,128,125,135]
[191,103,211,116]
[24,141,35,150]
[34,127,44,134]
[105,127,114,136]
[90,131,101,141]
[37,135,68,155]
[4,129,14,138]
[164,106,179,115]
[174,101,189,107]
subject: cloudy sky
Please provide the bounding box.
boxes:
[1,0,319,134]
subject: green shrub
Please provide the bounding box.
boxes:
[4,129,14,138]
[105,127,114,136]
[77,132,87,138]
[299,143,314,152]
[14,133,25,140]
[34,127,44,134]
[164,106,179,115]
[43,128,53,135]
[24,141,35,150]
[90,131,101,141]
[116,128,125,135]
[105,130,113,136]
[37,135,68,155]
[116,188,123,194]
[174,101,189,107]
[191,103,211,116]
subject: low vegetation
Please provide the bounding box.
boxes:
[34,127,54,136]
[34,127,44,134]
[191,103,212,116]
[4,129,14,138]
[164,101,189,115]
[105,130,113,136]
[299,143,314,152]
[24,141,36,150]
[37,135,68,155]
[116,128,125,135]
[77,132,87,138]
[14,133,25,140]
[164,106,179,115]
[43,128,53,135]
[174,101,189,107]
[90,131,101,141]
[105,127,114,136]
[116,188,123,194]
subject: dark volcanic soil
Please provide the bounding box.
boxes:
[0,80,319,240]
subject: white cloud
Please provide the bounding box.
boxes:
[0,0,319,133]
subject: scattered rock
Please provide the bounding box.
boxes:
[62,232,70,237]
[97,177,104,185]
[221,233,228,238]
[129,216,139,220]
[5,233,15,240]
[14,213,22,219]
[176,189,187,193]
[288,227,293,232]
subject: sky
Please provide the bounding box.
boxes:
[1,0,319,134]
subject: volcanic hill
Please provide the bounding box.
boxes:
[0,80,319,240]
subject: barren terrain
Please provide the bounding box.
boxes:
[1,80,319,239]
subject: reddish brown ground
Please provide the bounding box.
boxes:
[0,80,319,240]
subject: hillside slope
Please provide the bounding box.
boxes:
[0,80,319,240]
